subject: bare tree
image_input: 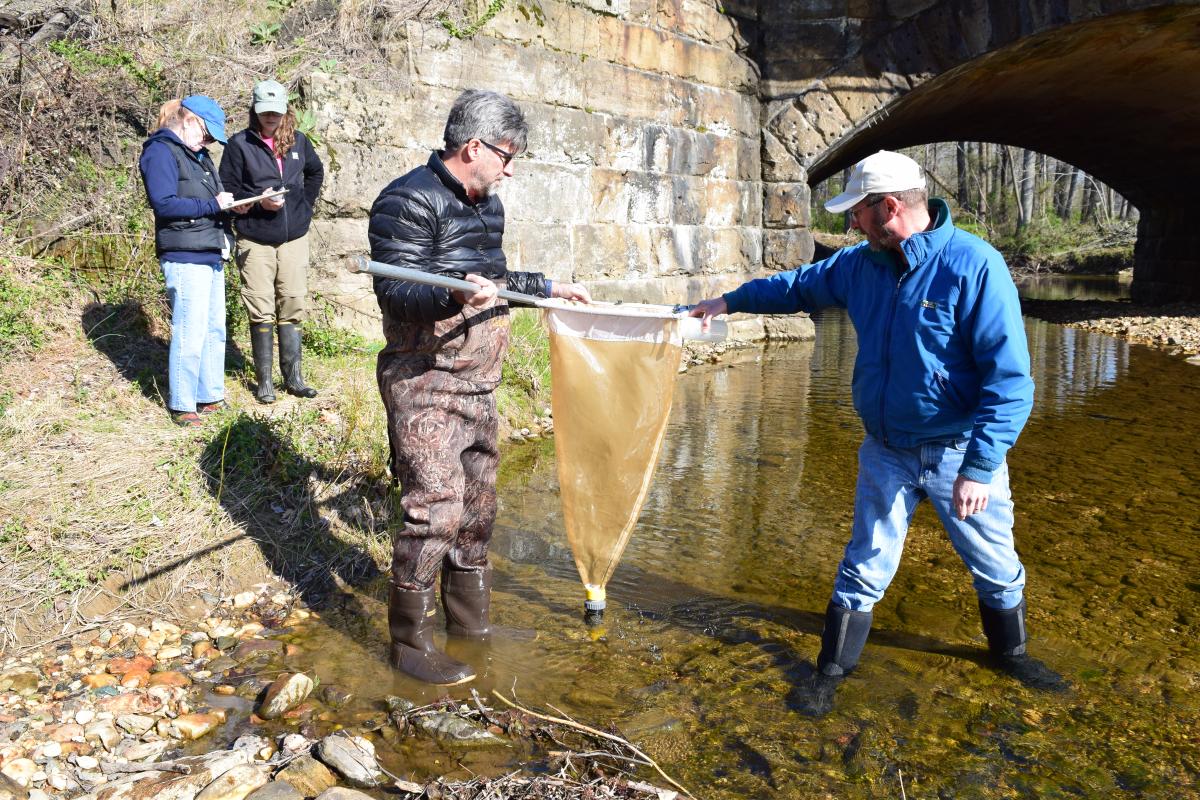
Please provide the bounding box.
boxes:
[1017,148,1036,232]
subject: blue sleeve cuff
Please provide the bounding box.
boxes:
[544,279,552,297]
[959,454,999,483]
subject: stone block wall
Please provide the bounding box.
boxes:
[303,0,816,333]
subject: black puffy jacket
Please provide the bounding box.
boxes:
[368,152,547,323]
[218,129,324,245]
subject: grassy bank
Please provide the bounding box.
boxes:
[0,255,552,652]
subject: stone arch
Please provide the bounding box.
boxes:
[749,1,1200,299]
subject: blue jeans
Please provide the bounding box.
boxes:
[162,260,226,412]
[832,435,1026,612]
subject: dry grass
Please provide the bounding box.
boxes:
[0,264,399,651]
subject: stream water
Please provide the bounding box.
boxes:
[281,276,1199,798]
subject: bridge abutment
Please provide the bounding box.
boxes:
[1133,207,1200,303]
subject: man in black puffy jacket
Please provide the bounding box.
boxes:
[369,89,590,684]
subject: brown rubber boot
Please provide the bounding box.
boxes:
[441,565,536,641]
[388,584,475,685]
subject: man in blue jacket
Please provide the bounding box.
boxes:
[691,150,1065,716]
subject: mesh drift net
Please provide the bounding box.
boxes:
[542,301,686,621]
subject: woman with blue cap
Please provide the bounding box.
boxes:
[219,79,325,404]
[139,95,244,427]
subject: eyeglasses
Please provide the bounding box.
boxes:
[479,139,517,166]
[195,118,214,145]
[850,195,887,219]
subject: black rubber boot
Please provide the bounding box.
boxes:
[792,602,873,718]
[388,585,475,685]
[979,599,1068,692]
[277,323,318,398]
[250,323,276,404]
[441,565,536,642]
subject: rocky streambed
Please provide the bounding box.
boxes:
[0,587,683,800]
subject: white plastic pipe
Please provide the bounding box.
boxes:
[348,256,728,342]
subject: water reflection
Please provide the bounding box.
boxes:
[1028,321,1129,414]
[1016,273,1131,302]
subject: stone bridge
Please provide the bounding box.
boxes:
[307,0,1200,330]
[740,0,1200,302]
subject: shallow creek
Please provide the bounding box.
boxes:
[274,277,1199,798]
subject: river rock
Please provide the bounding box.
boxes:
[82,674,118,690]
[0,669,40,697]
[318,685,352,710]
[32,740,61,760]
[83,721,121,751]
[231,641,283,664]
[245,782,303,800]
[313,734,382,788]
[111,738,169,762]
[192,642,218,660]
[169,712,223,740]
[72,755,99,771]
[46,722,82,743]
[279,734,308,754]
[231,734,274,762]
[256,674,313,720]
[273,754,336,797]
[414,712,505,744]
[77,748,250,800]
[115,714,156,736]
[193,763,269,800]
[95,692,161,716]
[147,672,190,689]
[119,670,148,689]
[105,656,154,677]
[314,789,375,800]
[1,757,36,786]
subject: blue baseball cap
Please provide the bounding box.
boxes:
[180,95,227,144]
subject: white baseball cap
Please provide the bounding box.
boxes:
[824,150,927,213]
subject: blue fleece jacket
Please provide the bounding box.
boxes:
[724,199,1033,481]
[139,129,223,266]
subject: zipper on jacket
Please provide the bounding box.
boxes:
[879,269,909,446]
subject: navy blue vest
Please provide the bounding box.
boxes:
[154,139,231,256]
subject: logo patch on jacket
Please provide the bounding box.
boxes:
[921,299,938,309]
[291,153,299,160]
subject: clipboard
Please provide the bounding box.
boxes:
[228,188,289,208]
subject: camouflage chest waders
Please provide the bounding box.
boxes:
[377,302,532,684]
[378,303,509,590]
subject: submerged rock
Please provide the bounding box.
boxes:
[256,674,314,721]
[414,712,505,744]
[168,712,224,740]
[314,734,382,788]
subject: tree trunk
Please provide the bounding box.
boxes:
[1017,148,1036,232]
[1081,174,1098,223]
[956,142,969,211]
[997,146,1010,222]
[976,142,989,222]
[1063,165,1080,220]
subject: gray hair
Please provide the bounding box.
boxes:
[867,187,928,209]
[442,90,528,154]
